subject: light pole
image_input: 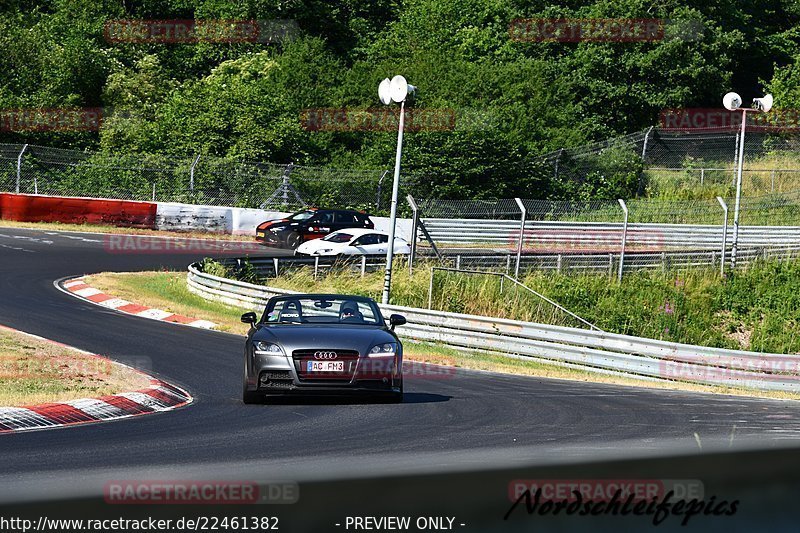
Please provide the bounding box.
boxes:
[722,92,773,270]
[379,75,416,305]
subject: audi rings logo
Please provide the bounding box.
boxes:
[314,351,338,360]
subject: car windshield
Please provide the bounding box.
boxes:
[263,297,383,325]
[288,210,316,221]
[322,232,353,243]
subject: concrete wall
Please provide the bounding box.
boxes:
[155,202,413,240]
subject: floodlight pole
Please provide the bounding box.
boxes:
[382,100,405,305]
[730,109,748,270]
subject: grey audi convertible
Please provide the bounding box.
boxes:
[241,294,406,403]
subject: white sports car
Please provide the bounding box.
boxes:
[294,228,411,257]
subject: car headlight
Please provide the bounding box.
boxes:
[254,341,284,355]
[369,342,397,356]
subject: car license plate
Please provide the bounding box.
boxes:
[307,360,344,372]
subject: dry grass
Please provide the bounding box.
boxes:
[0,327,152,407]
[83,271,800,401]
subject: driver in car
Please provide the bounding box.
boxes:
[339,301,364,323]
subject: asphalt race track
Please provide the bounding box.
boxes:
[3,226,800,530]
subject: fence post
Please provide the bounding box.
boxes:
[617,199,628,282]
[376,170,390,211]
[314,256,319,279]
[361,255,367,277]
[700,168,705,185]
[189,154,201,193]
[407,194,419,275]
[514,197,527,279]
[282,163,293,207]
[273,257,279,277]
[152,182,157,202]
[639,126,653,195]
[771,169,775,193]
[15,144,28,194]
[553,148,564,180]
[717,196,728,276]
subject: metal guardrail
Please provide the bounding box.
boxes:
[187,262,800,393]
[421,219,800,248]
[209,245,800,281]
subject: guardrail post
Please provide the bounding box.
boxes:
[361,255,367,277]
[617,199,628,282]
[16,144,28,193]
[717,196,728,276]
[427,267,434,309]
[407,194,419,274]
[514,197,527,279]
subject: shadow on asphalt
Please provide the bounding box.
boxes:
[247,392,452,406]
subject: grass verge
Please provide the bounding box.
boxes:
[0,327,152,407]
[83,271,800,400]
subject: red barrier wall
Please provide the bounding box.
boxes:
[0,193,157,229]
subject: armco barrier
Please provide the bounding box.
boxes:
[187,262,800,392]
[422,218,800,251]
[0,193,156,228]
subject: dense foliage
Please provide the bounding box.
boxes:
[1,0,798,199]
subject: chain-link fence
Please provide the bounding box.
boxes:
[0,143,389,212]
[542,127,800,200]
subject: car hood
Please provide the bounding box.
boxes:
[296,239,343,253]
[252,325,396,354]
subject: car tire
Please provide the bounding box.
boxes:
[242,390,263,404]
[242,360,263,404]
[377,379,403,403]
[286,232,302,249]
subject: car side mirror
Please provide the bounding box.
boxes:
[241,312,257,325]
[389,314,406,329]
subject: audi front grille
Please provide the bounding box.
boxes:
[292,349,359,382]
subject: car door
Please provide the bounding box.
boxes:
[307,211,334,239]
[351,233,386,255]
[333,211,359,232]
